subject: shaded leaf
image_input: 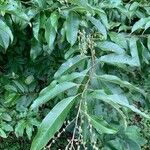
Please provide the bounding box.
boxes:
[132,18,147,33]
[45,17,56,50]
[54,55,88,78]
[0,19,13,49]
[0,128,7,138]
[87,115,117,134]
[89,90,150,119]
[96,41,125,54]
[88,16,107,39]
[31,82,77,109]
[15,120,26,137]
[66,12,80,46]
[98,53,139,67]
[96,74,145,95]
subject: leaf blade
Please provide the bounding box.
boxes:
[30,96,76,150]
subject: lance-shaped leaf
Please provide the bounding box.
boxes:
[0,19,13,50]
[89,90,150,119]
[54,55,88,79]
[132,18,147,33]
[33,16,40,41]
[98,53,139,67]
[0,128,7,138]
[45,16,57,50]
[50,12,59,31]
[129,38,140,67]
[148,36,150,51]
[96,74,145,95]
[30,96,77,150]
[30,82,77,109]
[57,69,89,83]
[87,115,117,134]
[66,12,80,46]
[0,3,29,22]
[145,20,150,31]
[96,41,125,54]
[88,16,107,39]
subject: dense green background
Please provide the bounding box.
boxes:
[0,0,150,149]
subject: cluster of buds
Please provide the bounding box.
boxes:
[78,30,96,61]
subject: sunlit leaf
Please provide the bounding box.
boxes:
[31,96,77,150]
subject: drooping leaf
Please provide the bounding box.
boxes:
[148,35,150,51]
[129,38,140,67]
[87,115,117,134]
[50,12,59,31]
[0,128,7,138]
[30,38,42,60]
[89,90,150,119]
[96,41,125,54]
[132,18,147,33]
[26,124,33,140]
[109,32,128,49]
[33,16,40,41]
[96,74,145,95]
[32,0,47,8]
[98,53,139,67]
[0,19,13,49]
[126,139,141,150]
[30,82,77,109]
[45,16,56,50]
[30,96,77,150]
[54,55,88,78]
[15,120,26,137]
[0,3,29,22]
[88,16,107,39]
[66,11,80,46]
[144,20,150,31]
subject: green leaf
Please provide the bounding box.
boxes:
[109,32,128,49]
[66,11,80,46]
[144,20,150,31]
[32,0,46,8]
[45,17,56,50]
[96,74,145,95]
[88,16,107,39]
[30,38,42,60]
[96,41,125,54]
[64,45,79,59]
[26,124,33,140]
[0,3,29,22]
[0,19,13,49]
[98,53,139,67]
[0,128,7,138]
[89,90,150,119]
[148,35,150,51]
[30,82,77,109]
[126,126,147,146]
[33,16,40,41]
[129,38,140,67]
[57,70,89,83]
[87,115,117,134]
[1,113,12,122]
[132,18,147,33]
[54,55,88,78]
[126,139,141,150]
[31,96,76,150]
[15,120,26,137]
[1,122,13,132]
[50,12,59,31]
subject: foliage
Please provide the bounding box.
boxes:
[0,0,150,150]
